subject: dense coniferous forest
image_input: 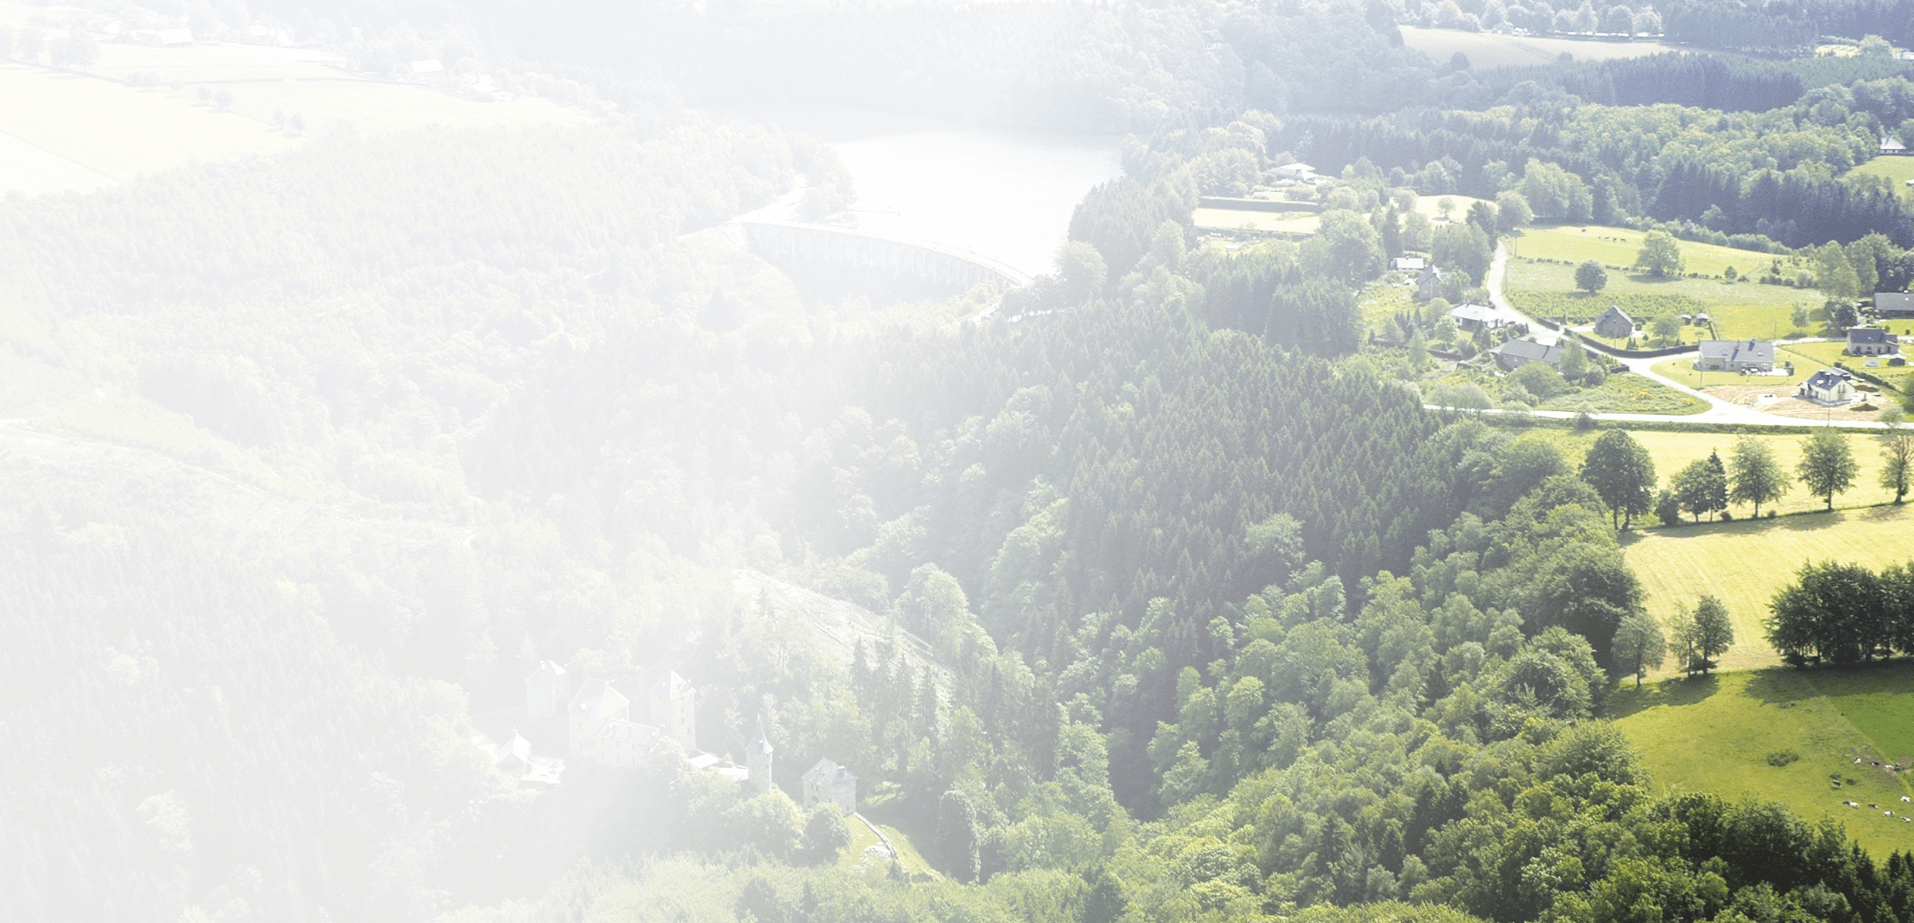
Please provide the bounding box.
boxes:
[15,0,1914,922]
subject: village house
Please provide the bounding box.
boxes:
[802,758,858,815]
[1493,338,1563,371]
[1847,327,1902,356]
[1592,305,1635,340]
[1883,136,1909,156]
[1390,256,1426,272]
[129,28,194,46]
[1878,292,1914,318]
[567,678,632,761]
[1799,368,1858,404]
[1696,339,1775,373]
[1448,302,1499,332]
[1414,265,1449,302]
[494,732,533,779]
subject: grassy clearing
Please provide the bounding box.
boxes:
[1610,669,1914,858]
[1620,505,1914,675]
[1399,26,1678,69]
[1413,194,1493,223]
[1850,155,1914,205]
[840,815,882,869]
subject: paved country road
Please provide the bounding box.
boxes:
[1474,242,1899,430]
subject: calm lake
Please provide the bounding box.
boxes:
[724,106,1124,279]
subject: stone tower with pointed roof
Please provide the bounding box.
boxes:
[525,660,569,719]
[568,679,631,760]
[649,670,697,752]
[746,713,774,793]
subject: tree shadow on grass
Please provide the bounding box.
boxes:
[1741,667,1822,706]
[1607,673,1720,720]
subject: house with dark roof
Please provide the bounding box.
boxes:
[1592,305,1635,340]
[1414,265,1449,302]
[1799,368,1857,404]
[1848,327,1902,356]
[1696,339,1775,373]
[1493,338,1563,371]
[802,758,858,815]
[1875,292,1914,318]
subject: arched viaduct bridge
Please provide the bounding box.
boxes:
[739,219,1032,293]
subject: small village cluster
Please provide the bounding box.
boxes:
[480,662,858,815]
[1409,256,1911,407]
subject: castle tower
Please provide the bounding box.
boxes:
[649,670,697,752]
[746,713,774,794]
[525,660,569,719]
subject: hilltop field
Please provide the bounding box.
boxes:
[1506,224,1818,344]
[1613,666,1914,859]
[1399,26,1680,68]
[0,33,585,195]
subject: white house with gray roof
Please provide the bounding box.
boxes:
[1799,368,1858,404]
[1696,339,1775,373]
[1847,328,1901,356]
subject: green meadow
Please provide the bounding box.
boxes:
[1612,668,1914,858]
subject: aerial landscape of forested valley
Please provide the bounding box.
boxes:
[10,0,1914,921]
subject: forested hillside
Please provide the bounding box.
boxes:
[12,1,1914,922]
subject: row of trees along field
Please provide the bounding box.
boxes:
[1769,560,1914,666]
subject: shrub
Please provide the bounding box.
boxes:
[1767,749,1800,767]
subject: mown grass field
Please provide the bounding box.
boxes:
[1513,224,1784,279]
[1620,504,1914,674]
[1611,668,1914,858]
[1812,663,1914,762]
[0,45,585,195]
[1400,26,1678,69]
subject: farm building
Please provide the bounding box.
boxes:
[802,758,858,815]
[1875,292,1914,318]
[1799,368,1857,404]
[1592,305,1635,340]
[1696,339,1775,373]
[1847,328,1902,356]
[1493,338,1563,371]
[129,28,194,46]
[1271,163,1325,184]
